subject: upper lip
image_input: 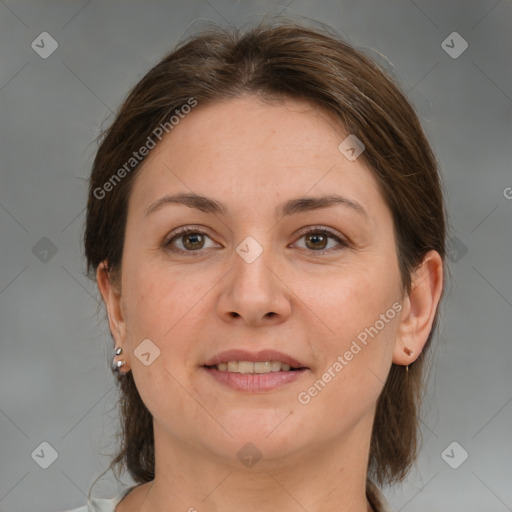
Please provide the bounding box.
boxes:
[203,349,307,369]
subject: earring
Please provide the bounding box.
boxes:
[403,346,413,382]
[112,346,127,373]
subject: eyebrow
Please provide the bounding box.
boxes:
[144,192,367,219]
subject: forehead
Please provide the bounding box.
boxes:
[128,95,386,221]
[162,95,347,167]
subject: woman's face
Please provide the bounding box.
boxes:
[111,95,405,465]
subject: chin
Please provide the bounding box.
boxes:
[216,409,304,449]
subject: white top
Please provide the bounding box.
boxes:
[61,480,394,511]
[61,485,132,512]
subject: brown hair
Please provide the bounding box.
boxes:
[84,19,446,493]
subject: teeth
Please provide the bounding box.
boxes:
[254,362,270,374]
[213,361,294,373]
[269,361,282,372]
[238,361,254,374]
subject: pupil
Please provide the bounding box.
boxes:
[307,233,327,250]
[185,233,203,249]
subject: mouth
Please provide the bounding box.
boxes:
[201,349,309,392]
[204,361,304,373]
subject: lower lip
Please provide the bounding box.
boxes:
[202,367,308,391]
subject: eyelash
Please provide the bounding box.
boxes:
[164,225,349,256]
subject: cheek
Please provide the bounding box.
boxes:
[297,311,399,431]
[121,255,210,369]
[302,258,401,389]
[301,259,400,340]
[120,261,202,421]
[121,254,183,334]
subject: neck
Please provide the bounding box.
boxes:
[135,417,375,512]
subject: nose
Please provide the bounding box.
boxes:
[217,241,292,327]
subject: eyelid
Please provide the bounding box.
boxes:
[292,225,350,252]
[294,225,346,241]
[164,225,219,250]
[164,225,210,243]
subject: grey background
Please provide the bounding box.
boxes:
[1,1,511,511]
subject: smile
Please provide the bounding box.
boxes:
[208,361,298,373]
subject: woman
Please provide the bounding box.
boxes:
[67,20,445,512]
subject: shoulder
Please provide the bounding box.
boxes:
[366,479,395,512]
[58,485,137,512]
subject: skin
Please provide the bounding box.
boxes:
[97,95,443,512]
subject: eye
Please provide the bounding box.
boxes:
[164,226,219,254]
[164,225,348,256]
[293,226,348,254]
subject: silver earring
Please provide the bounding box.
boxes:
[112,346,126,372]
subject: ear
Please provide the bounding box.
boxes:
[96,261,127,347]
[393,250,444,365]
